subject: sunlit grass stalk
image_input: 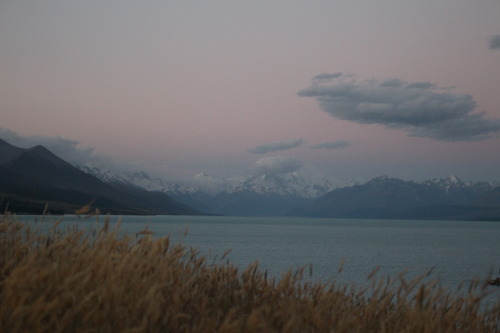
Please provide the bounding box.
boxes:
[0,214,498,332]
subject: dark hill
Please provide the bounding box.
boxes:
[0,138,199,215]
[0,139,25,164]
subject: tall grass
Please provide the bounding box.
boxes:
[0,214,498,332]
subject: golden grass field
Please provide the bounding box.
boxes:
[0,214,499,332]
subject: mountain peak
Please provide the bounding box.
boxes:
[0,137,14,147]
[0,139,199,215]
[194,172,211,179]
[445,175,463,185]
[26,144,74,170]
[368,175,396,183]
[0,137,24,165]
[423,175,467,192]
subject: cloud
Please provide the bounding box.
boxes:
[312,72,342,82]
[248,138,304,154]
[183,173,230,195]
[253,156,302,175]
[0,128,111,167]
[311,140,351,150]
[488,35,500,50]
[298,73,500,141]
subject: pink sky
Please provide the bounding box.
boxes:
[1,1,500,182]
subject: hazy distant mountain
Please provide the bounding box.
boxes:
[205,172,338,216]
[78,166,223,214]
[0,138,199,215]
[295,175,500,220]
[223,172,338,199]
[82,165,341,216]
[77,154,500,220]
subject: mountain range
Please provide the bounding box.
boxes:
[0,138,198,215]
[295,175,500,220]
[81,163,500,220]
[79,166,341,216]
[2,137,499,220]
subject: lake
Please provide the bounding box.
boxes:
[20,214,500,304]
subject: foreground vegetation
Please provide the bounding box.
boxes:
[0,215,499,332]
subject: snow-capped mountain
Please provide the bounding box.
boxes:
[419,175,500,191]
[78,165,500,219]
[297,175,500,220]
[79,165,341,199]
[421,175,468,193]
[119,171,169,192]
[182,173,235,195]
[77,165,344,216]
[78,165,132,185]
[79,165,190,193]
[222,172,338,199]
[200,172,343,216]
[419,175,499,204]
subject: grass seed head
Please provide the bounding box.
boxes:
[0,215,498,332]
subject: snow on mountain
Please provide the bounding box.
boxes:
[78,165,131,185]
[78,165,228,195]
[77,165,500,218]
[78,165,169,192]
[181,173,234,195]
[81,164,497,204]
[78,164,341,199]
[421,175,469,193]
[121,171,170,192]
[223,171,339,198]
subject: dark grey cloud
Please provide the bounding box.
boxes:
[379,78,405,87]
[0,128,111,166]
[488,35,500,50]
[253,156,302,175]
[406,82,436,89]
[311,140,351,150]
[298,73,500,141]
[248,138,304,154]
[312,72,342,82]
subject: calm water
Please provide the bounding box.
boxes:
[20,214,500,304]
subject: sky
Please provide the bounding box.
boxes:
[1,1,500,184]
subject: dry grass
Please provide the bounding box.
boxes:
[0,215,498,332]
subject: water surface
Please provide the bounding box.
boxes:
[20,214,500,304]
